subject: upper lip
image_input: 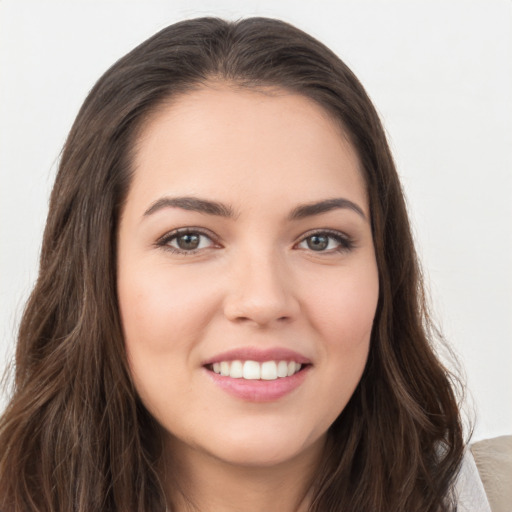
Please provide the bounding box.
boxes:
[203,347,312,366]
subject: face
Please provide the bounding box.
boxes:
[117,84,379,471]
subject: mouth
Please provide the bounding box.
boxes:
[202,348,312,400]
[205,359,308,381]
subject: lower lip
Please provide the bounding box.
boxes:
[205,366,310,402]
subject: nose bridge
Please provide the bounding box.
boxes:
[223,242,298,326]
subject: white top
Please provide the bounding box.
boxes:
[455,449,491,512]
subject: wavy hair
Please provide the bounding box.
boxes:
[0,17,464,511]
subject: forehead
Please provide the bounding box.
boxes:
[128,84,367,216]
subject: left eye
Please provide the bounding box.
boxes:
[297,233,350,252]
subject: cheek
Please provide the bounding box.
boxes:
[118,265,217,355]
[293,263,378,438]
[306,264,379,350]
[117,268,214,419]
[305,260,378,399]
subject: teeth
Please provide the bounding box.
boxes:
[277,361,288,378]
[220,361,230,377]
[211,360,303,380]
[230,360,243,378]
[243,360,260,380]
[287,361,299,377]
[261,361,277,380]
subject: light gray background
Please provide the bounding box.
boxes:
[1,0,511,441]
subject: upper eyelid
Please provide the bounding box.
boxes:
[156,227,218,244]
[155,227,352,248]
[155,228,220,256]
[294,229,355,253]
[295,228,351,242]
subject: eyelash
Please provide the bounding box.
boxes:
[155,228,355,255]
[296,229,355,254]
[155,228,218,255]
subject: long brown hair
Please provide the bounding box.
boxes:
[0,17,464,511]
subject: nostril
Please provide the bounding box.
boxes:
[223,286,300,326]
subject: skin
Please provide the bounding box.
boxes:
[117,83,379,511]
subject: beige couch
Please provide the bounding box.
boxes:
[471,436,512,512]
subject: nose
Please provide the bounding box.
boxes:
[223,248,300,327]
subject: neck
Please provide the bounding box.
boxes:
[162,436,325,512]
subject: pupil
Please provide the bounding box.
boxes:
[307,235,328,251]
[177,234,200,250]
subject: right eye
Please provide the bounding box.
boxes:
[157,229,217,254]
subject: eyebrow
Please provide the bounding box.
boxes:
[288,198,366,221]
[144,196,236,218]
[143,196,366,221]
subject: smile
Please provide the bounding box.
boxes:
[203,348,311,400]
[209,360,303,380]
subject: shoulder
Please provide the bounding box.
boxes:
[470,436,512,512]
[453,448,491,512]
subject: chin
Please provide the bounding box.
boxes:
[195,423,325,469]
[216,443,299,468]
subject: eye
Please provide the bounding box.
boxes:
[296,231,354,253]
[157,228,217,254]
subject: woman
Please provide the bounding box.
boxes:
[0,17,488,511]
